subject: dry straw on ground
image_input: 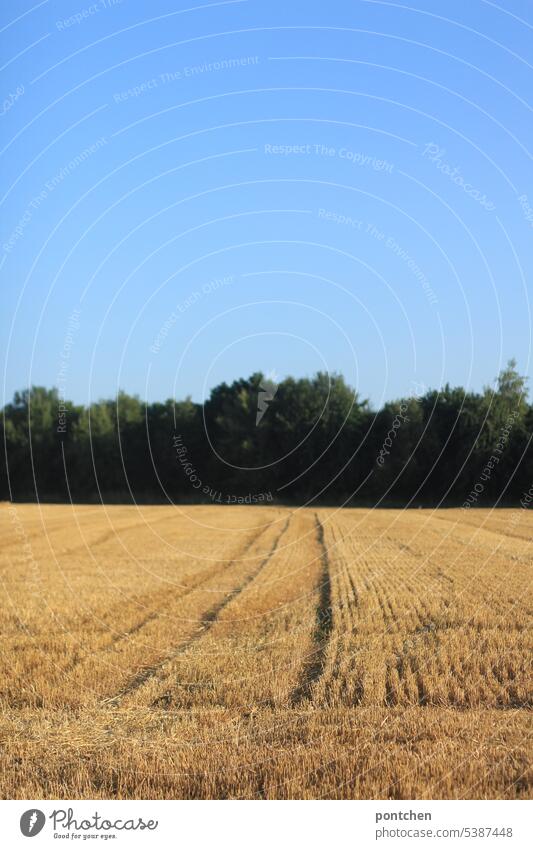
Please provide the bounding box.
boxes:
[0,503,531,799]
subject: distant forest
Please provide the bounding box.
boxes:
[1,361,532,506]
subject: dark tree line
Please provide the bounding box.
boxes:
[1,361,532,506]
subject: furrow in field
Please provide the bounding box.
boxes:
[138,511,324,711]
[107,516,291,706]
[66,519,274,674]
[0,513,285,710]
[2,505,533,800]
[290,514,333,704]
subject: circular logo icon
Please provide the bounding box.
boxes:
[20,810,46,837]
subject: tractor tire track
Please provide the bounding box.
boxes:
[97,519,274,652]
[290,514,333,705]
[65,520,277,679]
[105,516,291,706]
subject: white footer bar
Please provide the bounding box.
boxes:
[2,799,531,848]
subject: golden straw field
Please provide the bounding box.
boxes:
[1,503,531,799]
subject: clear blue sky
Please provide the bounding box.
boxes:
[1,0,532,409]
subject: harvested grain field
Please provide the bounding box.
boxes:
[0,503,531,799]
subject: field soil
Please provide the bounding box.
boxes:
[0,503,531,799]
